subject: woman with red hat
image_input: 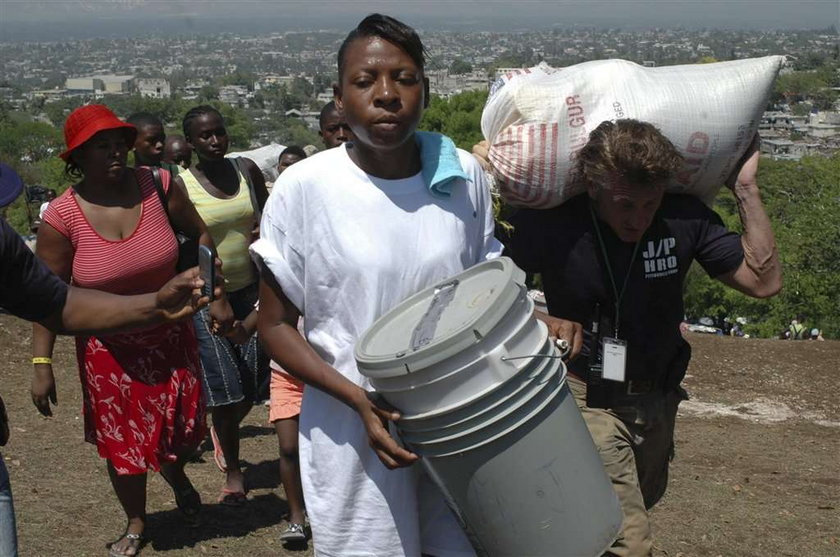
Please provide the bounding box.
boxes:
[30,104,234,556]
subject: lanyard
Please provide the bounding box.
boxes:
[589,203,641,338]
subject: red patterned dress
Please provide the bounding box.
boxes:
[42,168,206,475]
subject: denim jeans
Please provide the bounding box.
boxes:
[194,282,269,407]
[0,454,18,557]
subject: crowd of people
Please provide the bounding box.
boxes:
[0,12,786,557]
[782,314,824,341]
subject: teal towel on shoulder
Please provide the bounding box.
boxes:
[415,131,468,197]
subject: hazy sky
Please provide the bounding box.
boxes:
[0,0,838,39]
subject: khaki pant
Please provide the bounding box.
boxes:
[568,376,685,557]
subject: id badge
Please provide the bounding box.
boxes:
[602,337,627,383]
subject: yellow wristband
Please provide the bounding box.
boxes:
[32,357,52,365]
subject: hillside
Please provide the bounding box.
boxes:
[0,314,837,556]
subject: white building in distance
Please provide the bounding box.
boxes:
[219,85,249,106]
[65,75,134,96]
[136,78,171,99]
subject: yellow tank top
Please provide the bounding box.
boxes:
[181,164,256,292]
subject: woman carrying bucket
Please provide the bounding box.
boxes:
[252,14,578,556]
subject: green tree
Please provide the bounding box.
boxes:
[0,117,69,234]
[43,97,84,127]
[490,49,537,72]
[276,85,296,112]
[252,91,266,110]
[790,103,813,116]
[773,69,838,108]
[213,103,255,149]
[419,90,488,150]
[198,85,219,102]
[272,117,321,147]
[0,120,62,165]
[313,73,335,96]
[684,154,840,338]
[449,59,473,75]
[273,83,312,112]
[220,71,257,90]
[290,77,313,100]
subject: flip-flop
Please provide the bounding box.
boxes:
[210,425,227,472]
[107,530,145,557]
[218,488,247,507]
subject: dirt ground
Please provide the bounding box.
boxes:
[1,314,837,556]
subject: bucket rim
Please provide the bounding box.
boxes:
[398,356,564,440]
[396,332,556,424]
[401,360,567,455]
[406,378,567,458]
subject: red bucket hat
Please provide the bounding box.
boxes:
[60,104,137,162]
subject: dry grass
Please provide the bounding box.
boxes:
[1,315,837,556]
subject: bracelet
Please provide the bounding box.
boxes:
[32,357,52,365]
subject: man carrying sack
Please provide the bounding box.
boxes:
[476,119,781,556]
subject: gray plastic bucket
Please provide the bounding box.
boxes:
[373,292,546,415]
[356,258,622,556]
[398,347,560,442]
[397,336,556,434]
[417,378,622,557]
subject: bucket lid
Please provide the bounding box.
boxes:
[355,257,527,379]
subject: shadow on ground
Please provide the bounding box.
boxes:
[240,424,275,440]
[146,492,286,551]
[243,458,282,491]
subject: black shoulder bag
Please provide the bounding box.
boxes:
[232,157,263,223]
[150,167,199,271]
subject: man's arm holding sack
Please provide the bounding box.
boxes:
[714,136,782,298]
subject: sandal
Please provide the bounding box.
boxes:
[279,522,307,543]
[107,530,145,557]
[210,425,227,472]
[218,487,248,507]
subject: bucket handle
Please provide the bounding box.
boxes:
[500,338,571,362]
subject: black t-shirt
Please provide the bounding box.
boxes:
[506,193,744,382]
[0,219,68,322]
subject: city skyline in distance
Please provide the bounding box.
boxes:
[0,0,838,41]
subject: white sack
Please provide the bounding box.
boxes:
[482,57,784,208]
[227,143,286,183]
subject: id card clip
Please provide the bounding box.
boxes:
[601,337,627,383]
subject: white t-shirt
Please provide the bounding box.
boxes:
[251,143,501,557]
